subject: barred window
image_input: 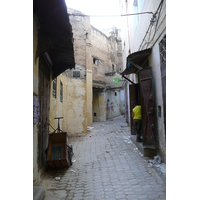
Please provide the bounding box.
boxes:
[53,78,57,98]
[60,81,63,102]
[159,35,166,65]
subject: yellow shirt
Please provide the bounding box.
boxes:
[133,105,142,120]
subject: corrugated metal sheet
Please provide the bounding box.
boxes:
[34,0,75,78]
[121,48,151,76]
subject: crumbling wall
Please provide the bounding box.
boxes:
[91,25,124,121]
[49,8,91,135]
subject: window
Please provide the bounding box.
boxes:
[158,106,161,117]
[159,35,166,65]
[73,71,80,78]
[60,81,63,102]
[53,78,57,98]
[93,58,98,66]
[133,0,139,30]
[115,92,117,96]
[112,64,115,71]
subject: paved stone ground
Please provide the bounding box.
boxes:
[41,115,166,200]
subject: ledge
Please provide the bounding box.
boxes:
[130,135,157,158]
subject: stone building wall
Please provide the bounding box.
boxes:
[90,25,124,120]
[49,8,92,136]
[49,8,124,127]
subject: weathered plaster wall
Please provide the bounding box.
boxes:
[120,89,125,114]
[91,26,124,121]
[85,21,93,126]
[120,0,166,161]
[91,26,111,84]
[86,67,93,125]
[93,89,106,122]
[49,75,63,132]
[150,30,166,162]
[65,78,87,135]
[68,8,92,131]
[105,71,125,118]
[129,0,166,162]
[51,8,123,127]
[49,8,91,135]
[49,74,87,136]
[106,90,120,119]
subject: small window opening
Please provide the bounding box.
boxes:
[112,64,115,71]
[86,33,88,39]
[53,78,57,98]
[93,58,98,66]
[94,113,96,116]
[159,35,166,65]
[158,106,161,117]
[115,92,117,96]
[60,81,63,102]
[73,71,80,78]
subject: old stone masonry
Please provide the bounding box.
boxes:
[41,115,166,200]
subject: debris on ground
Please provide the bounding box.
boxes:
[123,136,132,144]
[153,155,162,164]
[139,152,143,157]
[87,126,94,131]
[146,154,166,175]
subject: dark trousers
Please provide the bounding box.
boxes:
[134,119,142,137]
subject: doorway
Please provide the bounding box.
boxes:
[38,56,50,170]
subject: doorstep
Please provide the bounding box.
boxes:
[33,186,45,200]
[130,135,157,158]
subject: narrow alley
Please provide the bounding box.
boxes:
[40,115,166,200]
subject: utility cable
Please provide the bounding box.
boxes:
[143,0,164,49]
[139,0,165,50]
[68,12,154,18]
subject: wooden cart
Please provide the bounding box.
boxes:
[46,117,73,169]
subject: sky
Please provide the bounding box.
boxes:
[65,0,122,30]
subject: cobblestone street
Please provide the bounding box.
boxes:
[41,115,166,200]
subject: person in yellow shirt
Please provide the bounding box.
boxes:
[132,102,142,142]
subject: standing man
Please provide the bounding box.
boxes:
[132,102,142,142]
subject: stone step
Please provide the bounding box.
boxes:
[33,186,45,200]
[130,135,157,158]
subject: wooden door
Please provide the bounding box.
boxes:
[159,35,166,140]
[161,61,166,138]
[129,84,136,135]
[139,67,156,148]
[38,56,50,170]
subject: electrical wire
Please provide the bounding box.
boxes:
[68,12,154,18]
[144,0,164,49]
[139,0,165,50]
[138,23,152,51]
